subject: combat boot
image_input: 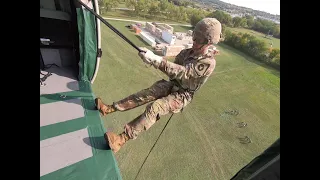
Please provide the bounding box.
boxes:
[95,98,116,116]
[105,131,130,153]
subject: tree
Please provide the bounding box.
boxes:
[269,48,280,60]
[222,13,232,26]
[190,2,196,8]
[253,21,263,31]
[167,2,176,20]
[101,0,120,12]
[208,10,232,26]
[134,0,150,16]
[170,0,182,6]
[233,17,247,27]
[159,0,169,12]
[98,0,104,13]
[253,18,278,35]
[190,13,205,27]
[272,56,280,66]
[223,28,279,68]
[245,15,254,28]
[240,17,247,27]
[271,25,280,37]
[252,39,268,58]
[174,6,181,21]
[180,0,190,7]
[176,6,187,21]
[148,1,160,17]
[239,33,251,50]
[221,24,227,35]
[182,12,188,22]
[125,0,136,9]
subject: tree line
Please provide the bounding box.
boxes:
[168,0,196,8]
[222,28,280,69]
[99,0,280,40]
[192,10,280,39]
[98,0,280,69]
[191,10,280,69]
[99,0,210,23]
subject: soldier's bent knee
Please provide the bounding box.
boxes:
[146,100,168,119]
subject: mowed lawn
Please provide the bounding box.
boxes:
[227,27,280,49]
[92,20,280,180]
[171,25,193,32]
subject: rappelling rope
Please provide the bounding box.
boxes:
[134,113,174,180]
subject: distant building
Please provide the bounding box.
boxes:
[139,22,197,57]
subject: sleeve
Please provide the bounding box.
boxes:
[173,49,186,65]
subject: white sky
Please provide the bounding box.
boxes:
[220,0,280,15]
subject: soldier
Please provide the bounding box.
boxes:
[95,18,222,153]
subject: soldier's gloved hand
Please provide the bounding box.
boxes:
[138,47,162,67]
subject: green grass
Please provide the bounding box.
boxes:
[171,25,193,32]
[227,27,280,49]
[92,20,280,180]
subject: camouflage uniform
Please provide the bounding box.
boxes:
[113,48,216,139]
[99,18,222,153]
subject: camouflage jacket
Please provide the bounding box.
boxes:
[157,48,216,92]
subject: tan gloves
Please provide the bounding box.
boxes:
[138,47,163,67]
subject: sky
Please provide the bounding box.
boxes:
[220,0,280,15]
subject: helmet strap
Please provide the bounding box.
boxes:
[193,44,207,56]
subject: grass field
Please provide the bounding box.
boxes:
[102,10,184,24]
[92,20,280,180]
[227,27,280,49]
[171,25,193,32]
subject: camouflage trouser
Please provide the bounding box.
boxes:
[113,79,193,139]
